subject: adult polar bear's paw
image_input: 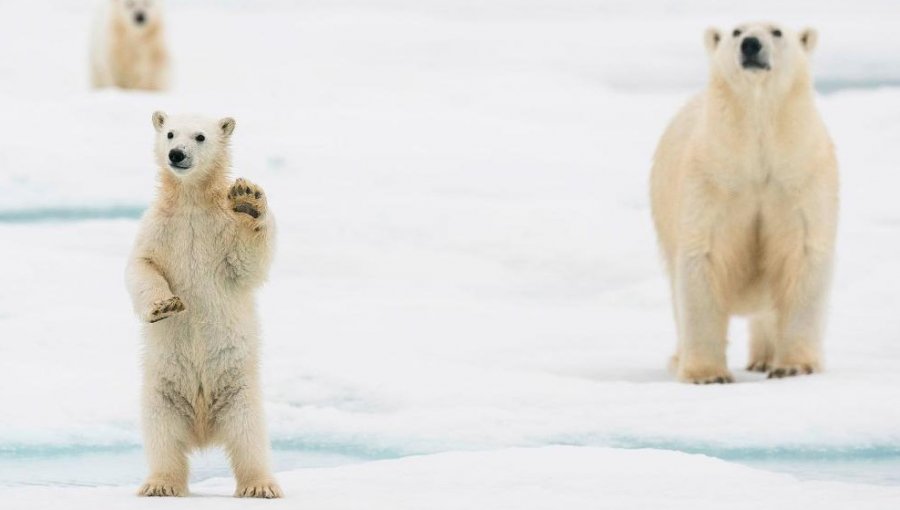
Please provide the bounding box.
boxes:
[236,479,283,499]
[746,361,770,373]
[677,365,734,385]
[768,363,817,379]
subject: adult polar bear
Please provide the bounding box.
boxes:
[126,112,281,497]
[651,23,838,384]
[90,0,170,90]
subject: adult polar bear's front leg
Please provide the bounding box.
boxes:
[766,186,837,378]
[674,251,732,384]
[671,184,735,384]
[225,177,275,286]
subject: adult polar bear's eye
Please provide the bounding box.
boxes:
[167,131,174,140]
[733,29,742,37]
[196,134,206,142]
[772,29,783,37]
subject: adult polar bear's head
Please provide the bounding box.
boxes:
[111,0,164,32]
[152,112,236,179]
[704,22,817,93]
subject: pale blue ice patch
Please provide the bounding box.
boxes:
[0,206,145,224]
[3,439,900,487]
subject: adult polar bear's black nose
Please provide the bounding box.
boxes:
[741,37,762,57]
[169,149,186,164]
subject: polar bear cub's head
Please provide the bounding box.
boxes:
[704,22,817,91]
[111,0,164,31]
[152,112,236,179]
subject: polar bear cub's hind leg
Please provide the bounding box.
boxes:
[137,393,192,497]
[217,388,284,498]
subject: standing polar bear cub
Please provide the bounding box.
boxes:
[650,23,838,383]
[90,0,170,90]
[126,112,281,497]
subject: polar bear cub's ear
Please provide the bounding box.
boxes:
[799,28,818,53]
[219,117,236,137]
[704,27,722,54]
[152,111,167,132]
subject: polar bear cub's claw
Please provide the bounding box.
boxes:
[148,296,185,323]
[229,178,266,220]
[236,480,283,499]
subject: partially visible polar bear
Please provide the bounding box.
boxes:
[126,112,281,497]
[90,0,170,90]
[650,22,838,383]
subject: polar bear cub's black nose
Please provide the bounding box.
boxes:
[135,12,146,25]
[169,149,186,164]
[741,37,762,57]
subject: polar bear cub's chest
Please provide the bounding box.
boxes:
[152,207,235,290]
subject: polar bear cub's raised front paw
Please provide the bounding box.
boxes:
[147,296,185,323]
[229,178,267,221]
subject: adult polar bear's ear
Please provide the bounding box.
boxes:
[219,117,236,137]
[152,111,167,132]
[800,28,818,53]
[704,27,722,54]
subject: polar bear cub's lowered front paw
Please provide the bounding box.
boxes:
[229,177,267,221]
[147,296,185,323]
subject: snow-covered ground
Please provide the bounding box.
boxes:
[2,0,900,507]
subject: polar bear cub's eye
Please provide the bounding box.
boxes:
[167,131,174,140]
[196,134,206,142]
[772,29,782,37]
[732,29,742,37]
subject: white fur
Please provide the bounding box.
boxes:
[650,22,839,383]
[126,112,281,497]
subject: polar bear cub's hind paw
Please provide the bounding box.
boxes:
[138,479,187,497]
[236,480,283,499]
